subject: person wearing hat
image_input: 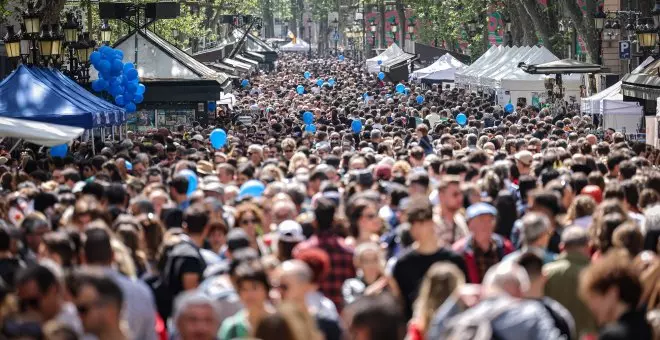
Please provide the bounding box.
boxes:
[191,134,204,149]
[276,220,305,262]
[515,150,534,179]
[452,202,514,284]
[197,160,216,177]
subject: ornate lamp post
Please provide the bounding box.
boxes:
[332,17,339,55]
[391,20,398,44]
[307,17,312,58]
[503,14,512,47]
[594,6,606,64]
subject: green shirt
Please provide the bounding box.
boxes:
[543,251,597,338]
[218,310,250,340]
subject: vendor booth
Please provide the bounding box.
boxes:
[410,53,466,84]
[366,43,405,73]
[380,51,417,82]
[280,39,311,52]
[112,28,230,129]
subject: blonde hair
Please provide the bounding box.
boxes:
[288,152,309,174]
[412,263,465,335]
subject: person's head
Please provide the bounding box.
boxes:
[579,250,643,325]
[347,197,380,238]
[412,263,465,334]
[169,175,189,202]
[481,261,530,299]
[183,203,210,237]
[173,291,221,340]
[278,259,313,304]
[353,242,384,280]
[234,260,270,309]
[559,226,590,256]
[313,196,336,233]
[520,212,551,248]
[39,231,75,268]
[515,251,545,298]
[405,197,435,243]
[22,212,50,252]
[234,203,264,240]
[15,265,61,321]
[437,175,462,212]
[83,227,113,266]
[611,222,644,257]
[66,269,124,336]
[465,203,497,245]
[346,293,405,340]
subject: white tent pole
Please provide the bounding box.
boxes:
[9,139,22,153]
[119,125,123,140]
[91,129,96,155]
[112,126,115,141]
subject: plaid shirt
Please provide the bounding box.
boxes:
[472,239,501,282]
[293,233,356,311]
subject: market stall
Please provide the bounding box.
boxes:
[366,43,404,73]
[410,53,466,83]
[280,39,311,53]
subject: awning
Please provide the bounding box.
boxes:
[380,53,417,72]
[235,54,259,68]
[244,51,267,63]
[621,58,660,100]
[141,78,225,103]
[223,58,254,73]
[0,117,84,146]
[519,59,605,74]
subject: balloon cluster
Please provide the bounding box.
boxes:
[90,46,145,113]
[302,111,316,133]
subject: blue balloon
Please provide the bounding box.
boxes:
[378,72,385,80]
[416,95,424,104]
[134,94,144,104]
[238,180,265,200]
[363,92,369,100]
[125,160,132,171]
[136,84,146,95]
[123,63,135,72]
[328,78,336,86]
[241,79,249,87]
[90,51,101,65]
[178,169,198,196]
[338,55,345,61]
[316,79,323,86]
[456,113,468,126]
[123,91,135,102]
[296,85,304,95]
[209,128,227,149]
[395,83,405,94]
[504,103,514,113]
[377,60,382,65]
[125,102,137,113]
[305,124,316,133]
[98,60,111,73]
[351,119,362,133]
[303,111,313,124]
[111,59,123,73]
[126,82,138,94]
[91,79,104,92]
[50,144,68,158]
[115,95,125,106]
[115,50,124,61]
[100,46,114,59]
[125,68,138,81]
[109,85,123,97]
[304,71,311,79]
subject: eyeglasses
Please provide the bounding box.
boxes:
[241,218,258,225]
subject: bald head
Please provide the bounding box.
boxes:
[586,134,597,145]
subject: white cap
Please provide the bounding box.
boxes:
[277,220,304,242]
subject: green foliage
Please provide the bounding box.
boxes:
[151,6,213,48]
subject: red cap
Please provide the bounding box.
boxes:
[581,185,603,204]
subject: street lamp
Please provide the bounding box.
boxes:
[653,0,660,29]
[3,26,20,58]
[593,6,606,65]
[391,20,397,44]
[23,2,41,35]
[636,22,657,50]
[100,20,112,44]
[370,21,377,50]
[407,21,414,41]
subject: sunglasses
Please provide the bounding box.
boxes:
[241,218,258,225]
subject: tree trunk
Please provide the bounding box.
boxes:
[297,0,304,39]
[36,0,66,25]
[518,0,556,55]
[513,0,537,46]
[262,0,275,38]
[320,12,328,54]
[289,0,298,37]
[378,0,385,49]
[395,0,405,49]
[562,0,599,63]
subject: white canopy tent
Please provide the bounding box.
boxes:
[0,117,84,146]
[601,94,643,134]
[280,39,311,52]
[218,92,237,110]
[366,43,404,73]
[479,46,542,87]
[581,56,654,114]
[410,54,466,82]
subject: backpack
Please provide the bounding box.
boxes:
[439,301,512,340]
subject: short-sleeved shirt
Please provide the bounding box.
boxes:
[218,310,249,340]
[293,233,355,311]
[392,247,468,319]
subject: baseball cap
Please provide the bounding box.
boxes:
[227,228,250,252]
[515,150,533,166]
[581,185,603,204]
[192,134,204,142]
[277,220,305,243]
[466,203,497,221]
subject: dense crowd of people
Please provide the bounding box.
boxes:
[0,53,658,340]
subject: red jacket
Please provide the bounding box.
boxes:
[452,234,514,283]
